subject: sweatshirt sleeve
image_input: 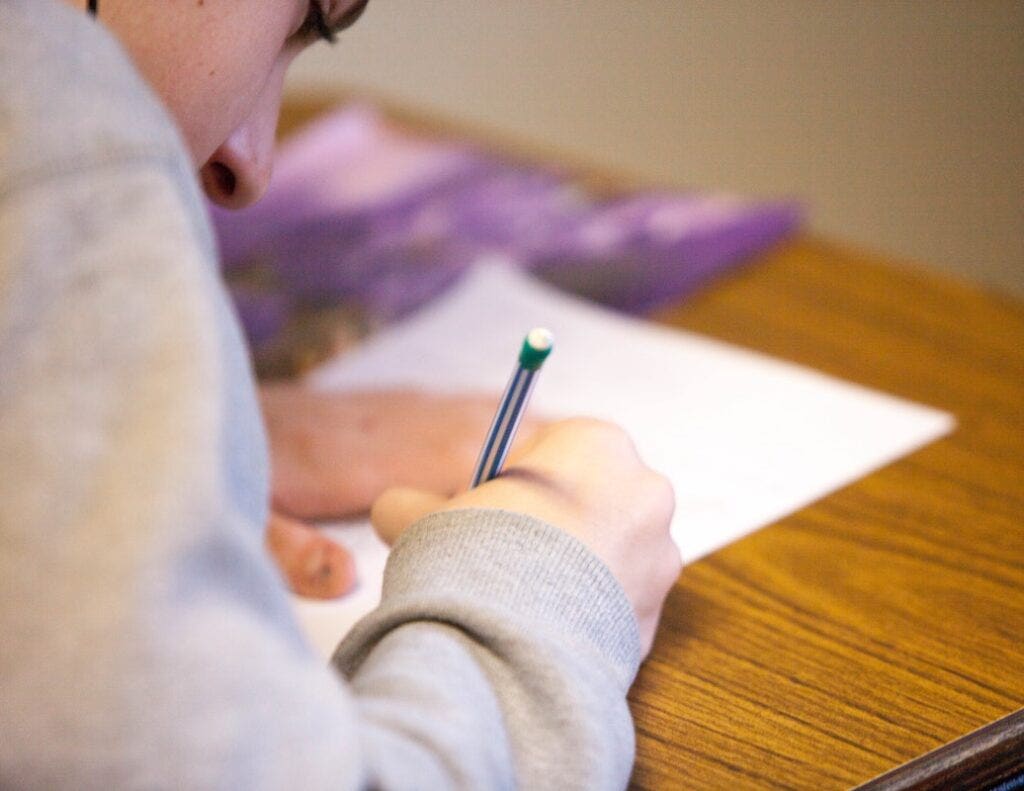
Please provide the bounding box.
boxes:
[0,147,642,789]
[333,508,642,790]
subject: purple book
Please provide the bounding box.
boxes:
[210,104,802,377]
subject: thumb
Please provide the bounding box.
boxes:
[371,487,449,546]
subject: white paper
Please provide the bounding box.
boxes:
[293,262,954,658]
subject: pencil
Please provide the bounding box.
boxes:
[469,328,554,488]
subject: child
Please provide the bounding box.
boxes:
[0,1,681,788]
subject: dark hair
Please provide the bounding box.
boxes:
[88,0,98,16]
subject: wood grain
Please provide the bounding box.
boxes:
[632,239,1024,789]
[277,95,1024,789]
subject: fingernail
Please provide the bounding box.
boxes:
[304,546,332,584]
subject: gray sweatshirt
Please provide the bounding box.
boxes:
[0,1,641,789]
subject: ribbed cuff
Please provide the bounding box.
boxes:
[338,508,642,690]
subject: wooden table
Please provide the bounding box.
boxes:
[279,96,1024,789]
[642,240,1024,789]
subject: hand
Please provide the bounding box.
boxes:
[260,383,541,519]
[371,418,681,657]
[259,383,541,600]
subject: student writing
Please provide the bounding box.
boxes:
[0,2,681,788]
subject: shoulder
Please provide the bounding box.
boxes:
[0,0,189,199]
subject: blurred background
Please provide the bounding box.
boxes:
[286,0,1023,297]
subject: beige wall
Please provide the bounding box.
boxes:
[287,1,1024,296]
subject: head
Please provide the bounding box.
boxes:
[66,0,368,209]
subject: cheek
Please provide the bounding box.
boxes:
[122,4,297,166]
[183,52,275,164]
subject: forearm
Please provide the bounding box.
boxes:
[4,501,639,789]
[334,509,642,790]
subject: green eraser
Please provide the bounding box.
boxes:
[518,327,554,370]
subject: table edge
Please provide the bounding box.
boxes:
[853,707,1024,790]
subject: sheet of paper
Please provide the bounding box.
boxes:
[293,262,954,659]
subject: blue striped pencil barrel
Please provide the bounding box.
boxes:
[469,328,554,488]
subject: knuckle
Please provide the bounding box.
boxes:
[561,416,617,434]
[668,542,683,575]
[556,417,634,450]
[656,542,683,589]
[644,470,676,518]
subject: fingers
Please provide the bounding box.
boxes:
[265,511,357,600]
[371,487,449,546]
[262,385,541,521]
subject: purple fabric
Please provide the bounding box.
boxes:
[211,104,802,360]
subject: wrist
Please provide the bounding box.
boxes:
[376,508,642,688]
